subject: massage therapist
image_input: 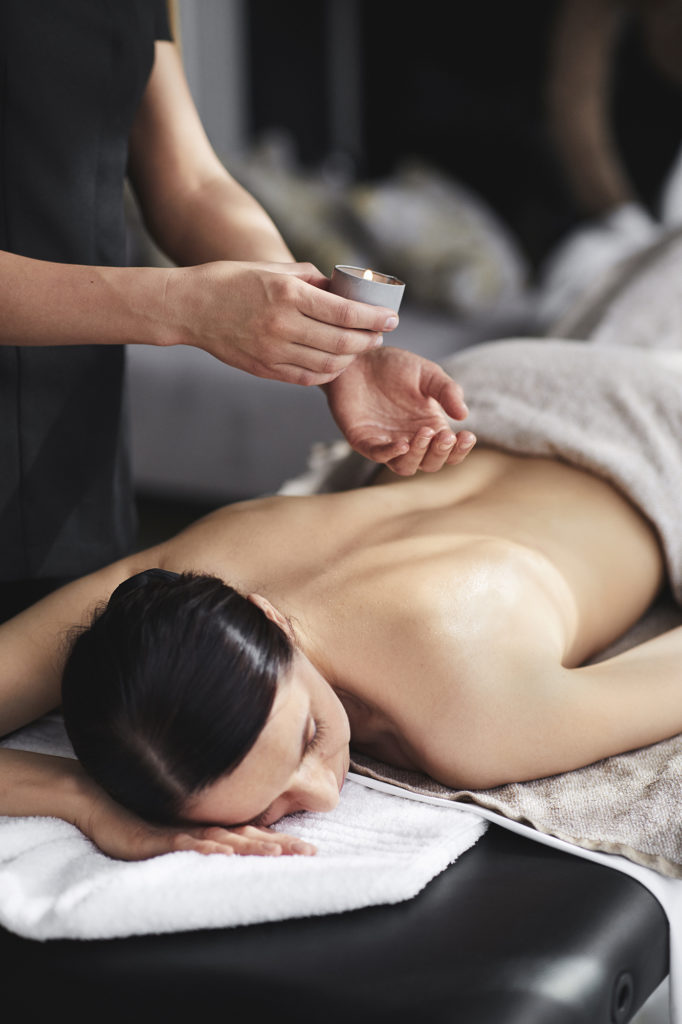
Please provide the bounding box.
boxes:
[0,0,472,622]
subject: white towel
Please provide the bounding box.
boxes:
[0,714,486,941]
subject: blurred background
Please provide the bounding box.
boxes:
[128,0,682,526]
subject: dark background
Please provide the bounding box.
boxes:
[246,0,682,267]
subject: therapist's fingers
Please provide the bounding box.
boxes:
[301,282,400,336]
[422,367,469,422]
[418,429,477,473]
[354,437,411,463]
[414,428,458,474]
[384,428,477,476]
[385,427,437,476]
[272,333,382,385]
[181,262,398,386]
[445,430,476,465]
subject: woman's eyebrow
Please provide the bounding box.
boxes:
[241,713,312,829]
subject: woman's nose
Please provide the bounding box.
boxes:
[293,764,340,814]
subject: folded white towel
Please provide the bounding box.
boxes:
[0,715,486,941]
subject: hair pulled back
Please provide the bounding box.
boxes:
[61,571,293,825]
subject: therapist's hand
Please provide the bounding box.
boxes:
[323,346,476,475]
[164,260,399,386]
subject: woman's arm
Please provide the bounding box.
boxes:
[0,551,160,738]
[0,747,314,860]
[429,624,682,790]
[558,623,682,766]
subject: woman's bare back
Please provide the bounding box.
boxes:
[162,445,667,787]
[169,445,662,658]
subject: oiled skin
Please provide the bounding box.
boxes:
[2,443,679,859]
[160,444,671,789]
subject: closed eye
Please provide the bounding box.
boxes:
[304,718,326,756]
[239,719,326,829]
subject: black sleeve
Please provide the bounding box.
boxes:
[154,0,173,41]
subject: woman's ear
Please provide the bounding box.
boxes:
[246,593,294,638]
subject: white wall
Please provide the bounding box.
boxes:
[176,0,248,157]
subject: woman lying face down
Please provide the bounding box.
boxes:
[61,572,353,850]
[4,331,682,861]
[53,428,682,860]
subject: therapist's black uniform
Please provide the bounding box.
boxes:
[0,0,171,622]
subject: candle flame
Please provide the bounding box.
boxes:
[363,268,374,281]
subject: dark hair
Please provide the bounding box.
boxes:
[61,571,293,825]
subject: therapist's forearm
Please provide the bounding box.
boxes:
[137,169,295,268]
[0,176,297,350]
[126,39,295,270]
[0,248,174,348]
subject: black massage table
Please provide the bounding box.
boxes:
[1,824,668,1024]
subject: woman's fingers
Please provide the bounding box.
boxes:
[226,824,317,856]
[173,825,317,858]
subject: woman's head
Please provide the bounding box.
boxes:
[182,638,350,830]
[61,570,293,826]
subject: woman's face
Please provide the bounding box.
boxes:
[184,650,351,829]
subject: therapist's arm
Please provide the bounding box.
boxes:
[0,245,393,386]
[323,347,476,474]
[127,40,292,266]
[124,39,397,384]
[0,39,396,386]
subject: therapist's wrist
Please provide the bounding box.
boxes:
[128,265,187,349]
[154,264,209,350]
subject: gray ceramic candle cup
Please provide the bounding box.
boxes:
[329,265,405,312]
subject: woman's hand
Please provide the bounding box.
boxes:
[1,749,315,861]
[163,260,399,387]
[323,346,476,475]
[79,780,316,861]
[169,824,317,858]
